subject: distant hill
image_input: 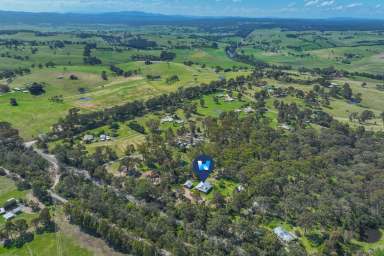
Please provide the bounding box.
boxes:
[0,11,195,25]
[0,10,383,30]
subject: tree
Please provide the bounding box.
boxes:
[237,92,243,101]
[128,121,145,134]
[354,93,362,103]
[342,83,352,100]
[349,112,359,122]
[211,42,219,49]
[0,84,10,93]
[213,96,219,104]
[69,74,78,80]
[3,221,15,240]
[329,86,339,98]
[28,82,45,95]
[199,98,205,108]
[212,192,225,208]
[101,71,108,80]
[145,119,160,134]
[14,219,28,237]
[32,184,52,205]
[380,112,384,126]
[39,208,55,232]
[160,51,176,61]
[166,75,179,84]
[359,110,375,123]
[9,98,18,106]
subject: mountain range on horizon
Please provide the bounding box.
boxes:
[0,10,383,30]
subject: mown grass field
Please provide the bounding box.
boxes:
[0,176,29,206]
[0,232,92,256]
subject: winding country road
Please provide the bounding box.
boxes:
[25,141,67,203]
[24,141,182,228]
[24,141,140,205]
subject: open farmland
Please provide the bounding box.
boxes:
[1,13,384,256]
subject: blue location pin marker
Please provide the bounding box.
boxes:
[192,155,214,181]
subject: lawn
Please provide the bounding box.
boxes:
[174,48,247,68]
[0,176,37,229]
[196,93,246,117]
[0,232,92,256]
[84,124,146,156]
[0,176,28,206]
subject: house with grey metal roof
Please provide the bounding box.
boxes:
[195,181,212,194]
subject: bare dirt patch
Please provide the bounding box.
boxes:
[76,102,98,109]
[100,76,143,89]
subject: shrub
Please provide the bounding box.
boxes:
[128,121,146,134]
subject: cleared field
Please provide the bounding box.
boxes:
[195,93,245,117]
[0,61,225,139]
[174,48,247,68]
[241,29,384,74]
[0,232,92,256]
[84,125,146,156]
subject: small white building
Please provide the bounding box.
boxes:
[0,208,5,214]
[83,134,94,143]
[196,181,213,194]
[11,206,23,214]
[100,134,107,141]
[3,212,15,221]
[330,82,338,88]
[243,106,255,113]
[224,95,234,102]
[184,180,194,189]
[175,119,184,124]
[160,116,174,123]
[273,227,297,243]
[236,185,245,192]
[280,124,292,130]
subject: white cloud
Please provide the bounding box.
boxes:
[332,5,343,10]
[304,0,335,8]
[346,3,363,8]
[320,0,334,7]
[305,0,320,7]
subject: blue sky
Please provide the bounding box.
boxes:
[0,0,383,18]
